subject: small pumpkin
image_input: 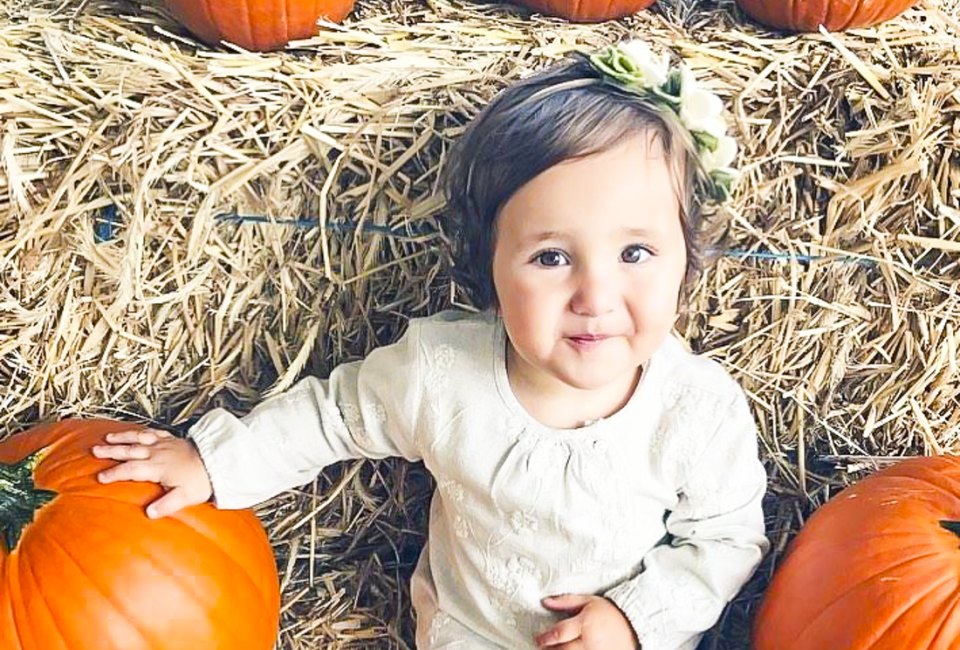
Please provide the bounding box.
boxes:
[164,0,355,51]
[0,419,281,650]
[514,0,656,23]
[735,0,918,31]
[754,455,960,650]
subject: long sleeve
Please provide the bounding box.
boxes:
[604,388,768,650]
[189,322,424,509]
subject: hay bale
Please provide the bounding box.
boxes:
[2,0,960,646]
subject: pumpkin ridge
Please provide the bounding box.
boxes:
[840,470,960,510]
[782,539,950,568]
[121,517,269,646]
[30,449,79,490]
[71,494,270,628]
[838,0,857,30]
[52,496,264,648]
[823,0,837,31]
[17,544,70,650]
[0,574,24,650]
[61,493,265,597]
[928,587,960,647]
[785,0,797,29]
[2,553,30,650]
[240,1,256,51]
[199,0,218,40]
[48,499,252,647]
[29,523,158,649]
[157,509,275,615]
[31,490,147,511]
[876,473,960,506]
[858,0,889,27]
[859,567,956,650]
[783,549,945,642]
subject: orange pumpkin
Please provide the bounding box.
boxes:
[0,419,281,650]
[515,0,656,22]
[164,0,355,51]
[736,0,917,31]
[754,455,960,650]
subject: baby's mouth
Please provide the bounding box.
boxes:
[566,334,610,346]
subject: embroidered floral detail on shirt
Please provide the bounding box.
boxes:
[614,562,720,647]
[487,555,543,598]
[489,594,524,630]
[453,514,470,539]
[427,611,451,647]
[319,400,349,438]
[509,510,538,536]
[341,403,361,429]
[366,401,388,424]
[438,480,470,538]
[653,383,726,486]
[340,400,391,448]
[434,344,456,370]
[439,479,465,502]
[341,402,376,447]
[425,344,457,391]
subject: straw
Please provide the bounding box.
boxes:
[3,0,960,646]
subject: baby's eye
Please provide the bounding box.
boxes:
[533,250,570,267]
[621,245,652,264]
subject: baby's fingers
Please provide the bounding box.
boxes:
[102,428,171,445]
[536,618,582,648]
[97,460,162,484]
[92,444,153,461]
[146,486,204,519]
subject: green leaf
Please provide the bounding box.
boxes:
[0,450,57,551]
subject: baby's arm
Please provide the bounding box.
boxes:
[94,322,424,514]
[604,389,768,650]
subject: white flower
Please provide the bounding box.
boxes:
[678,66,727,140]
[619,40,670,88]
[701,135,738,173]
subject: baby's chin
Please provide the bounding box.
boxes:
[553,362,645,394]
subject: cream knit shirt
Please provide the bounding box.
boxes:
[190,310,768,650]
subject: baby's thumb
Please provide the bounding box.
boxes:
[146,486,199,519]
[542,594,591,613]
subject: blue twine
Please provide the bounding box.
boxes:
[215,213,875,266]
[92,208,874,266]
[719,248,875,266]
[214,213,436,237]
[94,204,119,243]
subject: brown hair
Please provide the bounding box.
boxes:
[442,55,710,310]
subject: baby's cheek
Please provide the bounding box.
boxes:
[633,282,680,320]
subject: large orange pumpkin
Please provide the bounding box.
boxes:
[754,455,960,650]
[164,0,355,51]
[514,0,656,23]
[736,0,918,31]
[0,419,281,650]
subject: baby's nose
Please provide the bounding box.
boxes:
[570,270,619,316]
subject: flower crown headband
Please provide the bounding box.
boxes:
[580,40,739,204]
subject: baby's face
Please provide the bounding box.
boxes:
[491,131,687,397]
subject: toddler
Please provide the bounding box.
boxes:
[94,40,768,650]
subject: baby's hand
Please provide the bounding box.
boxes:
[536,594,639,649]
[92,429,213,519]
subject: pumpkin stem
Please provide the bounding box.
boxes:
[0,449,56,550]
[940,520,960,539]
